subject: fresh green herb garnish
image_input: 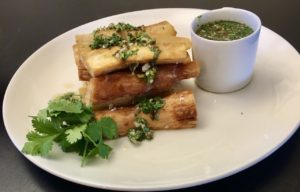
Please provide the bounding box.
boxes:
[118,49,139,61]
[107,22,140,32]
[90,33,124,49]
[150,46,161,61]
[144,67,157,84]
[128,116,153,144]
[93,22,140,34]
[127,96,165,144]
[136,63,157,84]
[127,31,156,46]
[138,96,165,119]
[22,93,118,166]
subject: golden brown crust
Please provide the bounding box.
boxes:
[144,21,177,36]
[75,21,177,45]
[74,38,191,77]
[95,90,197,136]
[74,21,199,136]
[84,61,200,109]
[73,20,191,77]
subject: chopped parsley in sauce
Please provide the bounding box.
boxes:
[196,20,254,41]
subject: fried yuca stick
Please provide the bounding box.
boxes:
[75,21,177,45]
[73,36,193,81]
[73,20,190,77]
[74,36,191,77]
[73,45,92,80]
[144,20,177,36]
[95,90,197,136]
[84,61,200,109]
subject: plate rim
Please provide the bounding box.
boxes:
[2,8,300,191]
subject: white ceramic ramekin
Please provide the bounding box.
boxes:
[191,7,261,93]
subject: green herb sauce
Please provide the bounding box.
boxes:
[127,116,153,144]
[196,20,254,41]
[137,96,165,119]
[127,96,165,144]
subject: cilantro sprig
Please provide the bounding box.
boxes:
[22,93,118,166]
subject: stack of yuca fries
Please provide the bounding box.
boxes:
[73,21,199,136]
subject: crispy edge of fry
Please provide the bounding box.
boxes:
[76,42,191,77]
[75,20,177,45]
[83,61,200,109]
[94,90,197,136]
[144,20,177,36]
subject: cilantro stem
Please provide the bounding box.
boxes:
[22,92,118,166]
[82,132,98,147]
[81,141,89,167]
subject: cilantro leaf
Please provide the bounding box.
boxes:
[57,135,87,155]
[80,142,112,166]
[85,121,102,143]
[86,146,99,158]
[82,117,117,164]
[100,117,118,139]
[48,93,83,115]
[22,131,60,156]
[23,92,119,166]
[77,110,93,123]
[32,116,61,134]
[36,108,48,121]
[85,117,118,142]
[48,100,82,115]
[65,124,87,144]
[97,142,112,159]
[53,112,93,125]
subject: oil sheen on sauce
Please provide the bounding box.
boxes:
[196,20,254,41]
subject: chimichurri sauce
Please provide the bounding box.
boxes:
[196,20,254,41]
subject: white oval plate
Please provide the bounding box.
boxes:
[3,8,300,191]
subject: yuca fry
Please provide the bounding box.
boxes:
[73,36,193,81]
[84,61,200,109]
[95,90,197,136]
[75,21,177,45]
[78,69,92,81]
[74,36,191,77]
[144,20,177,36]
